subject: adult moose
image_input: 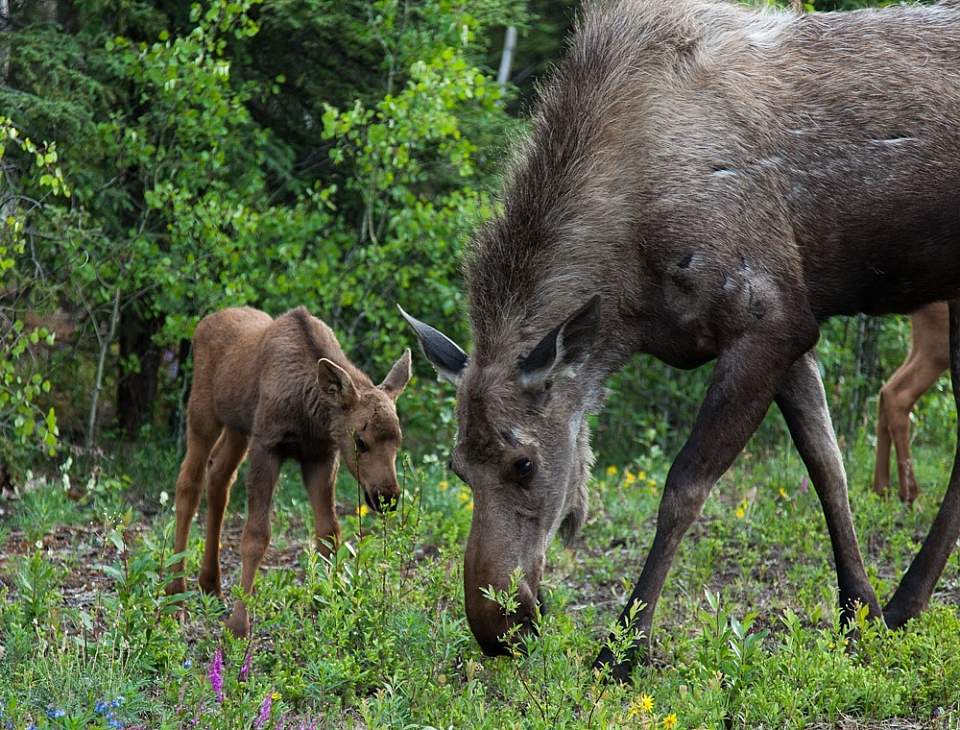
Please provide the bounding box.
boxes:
[402,0,960,680]
[167,306,411,637]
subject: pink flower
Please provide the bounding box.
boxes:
[208,646,225,703]
[253,691,273,730]
[239,646,253,683]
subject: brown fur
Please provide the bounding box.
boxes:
[405,0,960,678]
[166,306,411,637]
[873,302,950,504]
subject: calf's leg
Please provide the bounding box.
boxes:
[593,324,816,681]
[166,412,219,596]
[884,299,960,627]
[198,427,249,596]
[777,351,882,620]
[224,444,281,638]
[301,453,341,557]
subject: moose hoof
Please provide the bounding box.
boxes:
[165,577,187,597]
[224,611,250,638]
[197,571,222,598]
[592,647,635,684]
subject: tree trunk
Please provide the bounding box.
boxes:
[116,305,162,439]
[497,26,517,90]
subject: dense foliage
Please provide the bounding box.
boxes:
[0,0,950,471]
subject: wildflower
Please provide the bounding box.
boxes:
[458,490,470,503]
[159,490,169,506]
[182,659,193,669]
[95,700,108,714]
[272,691,282,702]
[253,691,273,730]
[799,475,809,494]
[663,712,678,729]
[466,499,474,511]
[208,645,225,703]
[638,470,647,481]
[110,698,123,708]
[356,504,370,518]
[438,480,449,491]
[107,718,123,729]
[47,709,65,719]
[735,506,746,520]
[239,646,253,683]
[606,465,618,476]
[624,470,637,486]
[627,693,655,717]
[778,487,789,500]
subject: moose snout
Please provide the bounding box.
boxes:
[466,578,540,657]
[364,485,400,513]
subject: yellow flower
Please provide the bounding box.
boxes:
[735,506,746,520]
[638,470,647,481]
[778,486,789,500]
[627,694,654,718]
[272,691,282,701]
[458,490,470,503]
[466,499,474,511]
[663,713,678,729]
[606,465,618,477]
[356,504,370,518]
[438,480,449,492]
[624,470,637,486]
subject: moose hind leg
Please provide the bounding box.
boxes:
[884,299,960,628]
[198,428,250,596]
[776,351,882,621]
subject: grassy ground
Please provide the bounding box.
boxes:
[0,435,958,729]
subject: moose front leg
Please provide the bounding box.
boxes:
[593,327,815,681]
[301,454,341,557]
[224,444,280,638]
[776,351,882,620]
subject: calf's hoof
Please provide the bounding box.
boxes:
[224,610,250,638]
[165,577,188,597]
[197,570,222,597]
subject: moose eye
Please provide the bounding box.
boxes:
[513,456,535,482]
[355,436,369,454]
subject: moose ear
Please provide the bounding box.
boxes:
[397,304,468,386]
[380,348,412,399]
[518,295,601,391]
[317,358,358,408]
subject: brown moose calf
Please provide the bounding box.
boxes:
[166,306,411,637]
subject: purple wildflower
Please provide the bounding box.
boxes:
[239,646,253,683]
[799,475,809,494]
[47,708,65,719]
[253,691,273,730]
[208,645,225,703]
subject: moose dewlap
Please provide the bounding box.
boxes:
[166,306,411,637]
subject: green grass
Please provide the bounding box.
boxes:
[0,437,959,729]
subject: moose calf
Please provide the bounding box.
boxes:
[166,306,411,637]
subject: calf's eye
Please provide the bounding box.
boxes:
[355,436,369,454]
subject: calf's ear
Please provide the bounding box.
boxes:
[518,295,601,391]
[380,348,412,399]
[317,358,358,408]
[397,305,468,387]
